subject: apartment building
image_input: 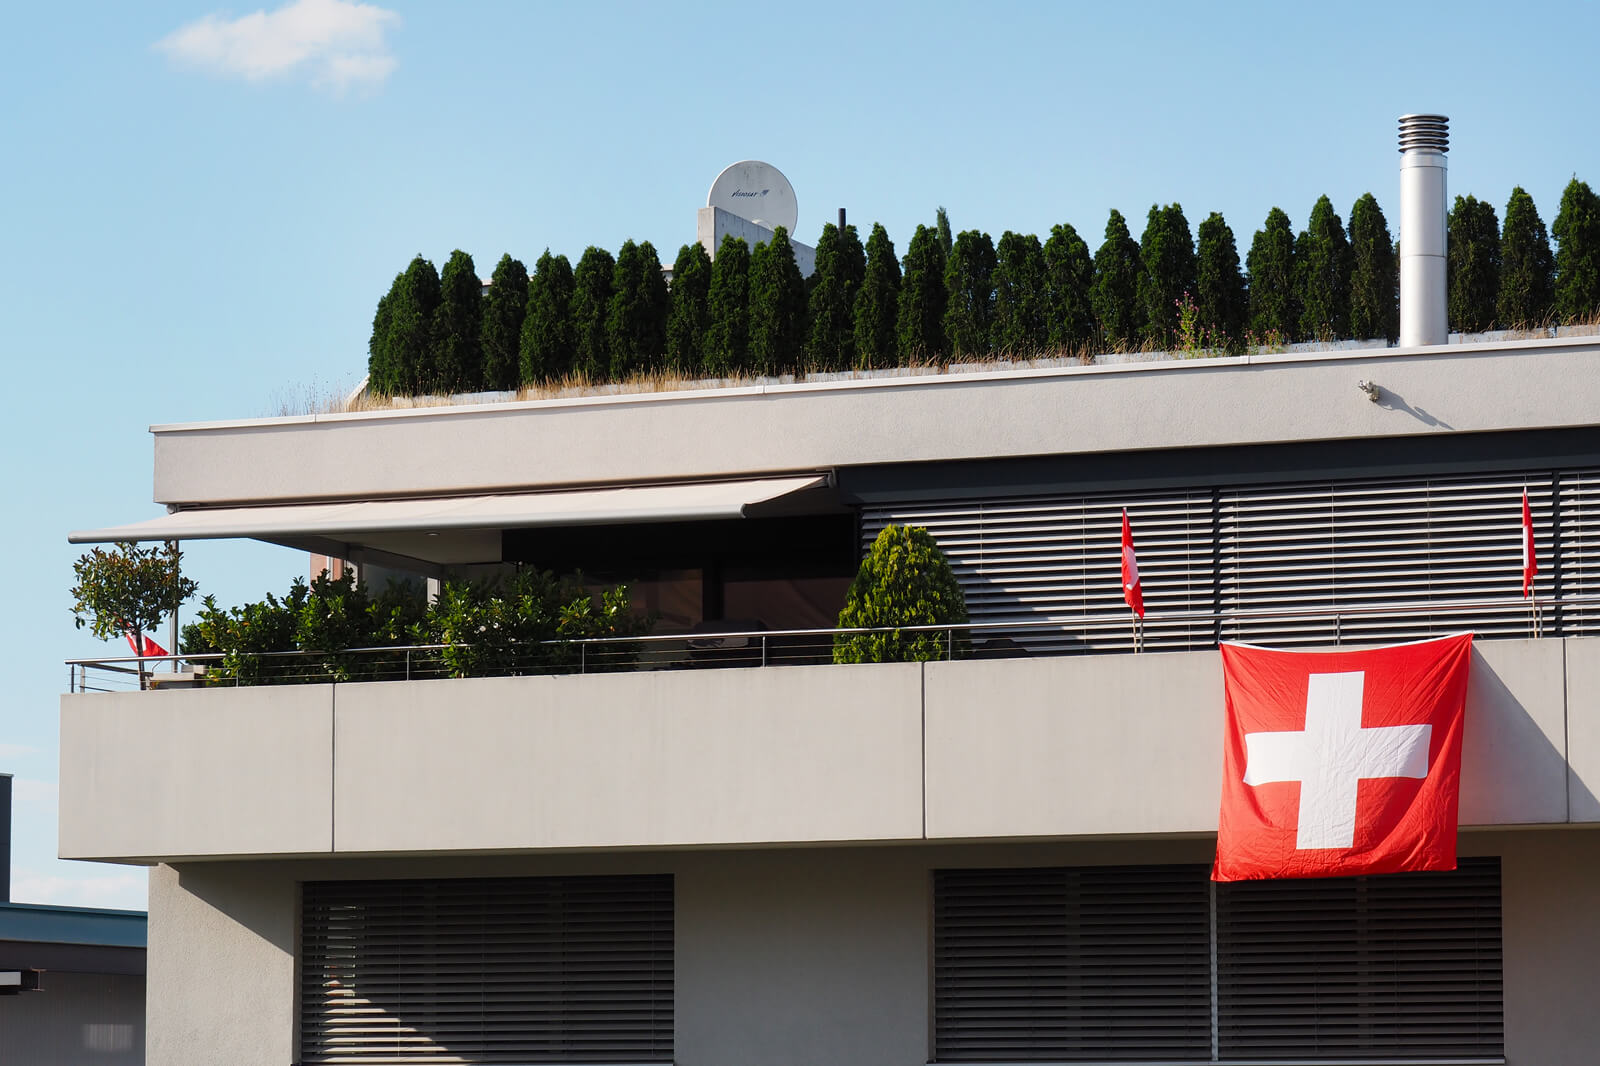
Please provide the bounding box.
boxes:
[61,330,1600,1066]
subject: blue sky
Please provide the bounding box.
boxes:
[3,0,1597,910]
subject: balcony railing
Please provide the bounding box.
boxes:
[63,594,1586,695]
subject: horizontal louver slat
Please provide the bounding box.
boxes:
[933,866,1213,1062]
[1215,858,1502,1060]
[866,467,1600,653]
[299,875,672,1065]
[934,862,1502,1063]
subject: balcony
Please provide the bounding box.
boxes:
[58,612,1600,864]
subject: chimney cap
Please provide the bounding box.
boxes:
[1398,114,1449,153]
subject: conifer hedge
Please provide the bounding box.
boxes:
[364,180,1591,397]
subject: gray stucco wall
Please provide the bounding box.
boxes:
[0,970,145,1065]
[148,338,1600,506]
[143,829,1599,1066]
[61,638,1600,864]
[145,864,295,1066]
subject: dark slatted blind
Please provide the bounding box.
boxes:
[865,468,1598,651]
[1562,468,1600,634]
[299,875,673,1065]
[1216,858,1502,1060]
[933,866,1213,1061]
[935,862,1502,1063]
[1217,476,1553,647]
[862,492,1217,655]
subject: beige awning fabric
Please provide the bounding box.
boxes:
[69,475,832,544]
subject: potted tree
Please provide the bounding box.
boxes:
[70,541,198,689]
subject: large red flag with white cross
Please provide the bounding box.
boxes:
[1213,633,1473,882]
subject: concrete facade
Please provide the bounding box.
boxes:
[143,829,1600,1066]
[62,334,1600,1066]
[60,639,1600,864]
[148,337,1600,506]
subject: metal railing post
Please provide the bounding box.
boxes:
[761,635,768,668]
[581,642,586,674]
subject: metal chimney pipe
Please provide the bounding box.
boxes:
[1398,114,1449,347]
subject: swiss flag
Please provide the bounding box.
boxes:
[1120,510,1143,618]
[1213,633,1473,882]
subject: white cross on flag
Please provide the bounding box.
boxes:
[1212,633,1473,882]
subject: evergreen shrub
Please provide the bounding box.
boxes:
[833,524,969,664]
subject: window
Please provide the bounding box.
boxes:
[299,874,673,1065]
[933,860,1501,1063]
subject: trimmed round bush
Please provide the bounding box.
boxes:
[833,524,969,664]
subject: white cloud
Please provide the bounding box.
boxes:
[10,868,149,911]
[0,743,39,761]
[156,0,400,92]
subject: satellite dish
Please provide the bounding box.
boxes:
[707,160,799,236]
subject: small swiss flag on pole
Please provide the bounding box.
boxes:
[124,628,168,658]
[1213,633,1473,881]
[1120,509,1144,619]
[1522,489,1538,598]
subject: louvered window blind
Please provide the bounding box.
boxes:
[934,866,1213,1062]
[864,468,1600,652]
[298,875,673,1065]
[934,860,1501,1064]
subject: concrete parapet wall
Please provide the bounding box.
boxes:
[59,637,1600,864]
[150,338,1600,506]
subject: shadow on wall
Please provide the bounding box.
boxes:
[1461,645,1582,825]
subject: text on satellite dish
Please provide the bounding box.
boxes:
[731,188,771,198]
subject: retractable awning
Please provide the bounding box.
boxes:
[69,474,833,547]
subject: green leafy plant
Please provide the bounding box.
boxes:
[1174,292,1227,358]
[852,223,901,369]
[181,580,310,685]
[807,222,866,372]
[1498,187,1555,328]
[1137,203,1197,347]
[1553,177,1600,321]
[897,224,949,362]
[704,235,751,376]
[833,525,969,664]
[71,541,198,687]
[481,253,529,391]
[748,227,808,376]
[1294,195,1352,341]
[1043,222,1095,352]
[1195,212,1246,352]
[666,242,713,375]
[1448,195,1501,333]
[992,230,1048,356]
[1092,209,1143,348]
[1348,193,1398,342]
[1246,207,1297,342]
[607,239,669,379]
[180,568,648,685]
[522,250,577,385]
